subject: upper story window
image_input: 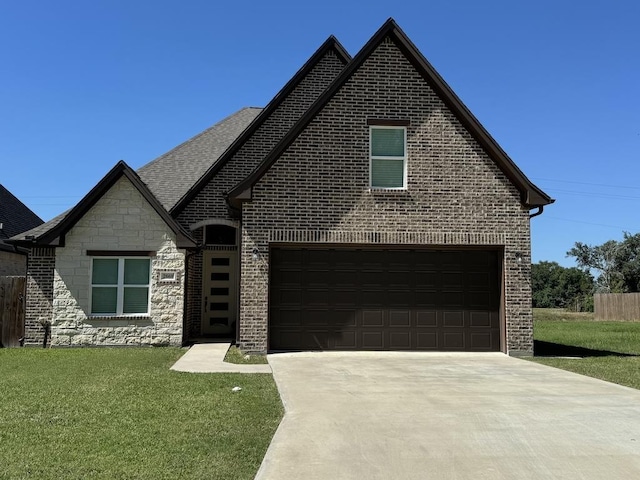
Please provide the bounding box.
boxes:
[91,257,151,315]
[369,125,407,189]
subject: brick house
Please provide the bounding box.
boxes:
[11,19,552,354]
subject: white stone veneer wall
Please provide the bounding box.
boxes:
[51,177,186,346]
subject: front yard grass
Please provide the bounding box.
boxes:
[0,348,283,479]
[531,308,640,390]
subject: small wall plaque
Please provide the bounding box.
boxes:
[158,271,178,283]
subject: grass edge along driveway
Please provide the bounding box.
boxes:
[0,347,283,480]
[531,309,640,391]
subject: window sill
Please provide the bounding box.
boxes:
[89,314,151,320]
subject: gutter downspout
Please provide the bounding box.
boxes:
[529,206,544,219]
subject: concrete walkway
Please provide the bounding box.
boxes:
[257,351,640,479]
[169,343,271,373]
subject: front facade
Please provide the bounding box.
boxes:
[12,20,552,354]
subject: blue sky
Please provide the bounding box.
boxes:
[1,0,638,266]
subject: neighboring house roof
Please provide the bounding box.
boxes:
[0,184,44,253]
[10,161,196,248]
[228,18,554,210]
[137,106,262,211]
[170,35,351,216]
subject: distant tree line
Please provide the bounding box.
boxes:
[531,261,594,311]
[532,232,640,311]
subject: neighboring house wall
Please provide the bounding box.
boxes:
[26,177,185,346]
[0,251,26,276]
[178,49,347,338]
[239,37,533,353]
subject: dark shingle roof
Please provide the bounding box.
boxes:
[11,107,261,244]
[0,184,44,251]
[137,107,262,210]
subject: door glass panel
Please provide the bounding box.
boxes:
[211,257,230,266]
[211,272,229,281]
[210,302,229,311]
[211,287,229,296]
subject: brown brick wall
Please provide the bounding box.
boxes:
[178,50,346,338]
[24,247,55,346]
[239,36,533,354]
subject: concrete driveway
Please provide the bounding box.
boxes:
[256,352,640,479]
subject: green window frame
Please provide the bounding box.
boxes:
[91,257,151,315]
[370,126,407,189]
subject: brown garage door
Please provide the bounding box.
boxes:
[269,246,501,351]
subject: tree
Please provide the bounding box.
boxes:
[567,240,624,293]
[531,261,594,310]
[567,233,640,293]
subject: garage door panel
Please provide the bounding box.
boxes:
[304,289,330,305]
[361,290,384,306]
[415,291,438,307]
[468,292,493,309]
[442,272,464,287]
[333,330,357,349]
[389,310,410,327]
[278,289,302,305]
[333,289,358,306]
[269,247,501,352]
[387,270,411,286]
[361,331,384,349]
[442,311,464,327]
[307,309,331,326]
[389,331,411,349]
[443,331,465,349]
[271,309,301,326]
[416,310,437,327]
[441,291,464,306]
[415,271,438,288]
[469,311,491,327]
[388,289,411,304]
[362,310,384,327]
[333,309,357,327]
[416,331,438,349]
[469,332,492,349]
[333,270,358,286]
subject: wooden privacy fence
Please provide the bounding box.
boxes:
[0,276,25,347]
[594,293,640,321]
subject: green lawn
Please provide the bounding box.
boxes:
[532,308,640,390]
[0,348,283,480]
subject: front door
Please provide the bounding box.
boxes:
[201,250,238,336]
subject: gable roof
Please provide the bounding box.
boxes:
[137,107,262,211]
[228,18,554,210]
[170,35,351,215]
[0,185,44,253]
[10,161,196,248]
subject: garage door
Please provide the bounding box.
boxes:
[269,246,501,351]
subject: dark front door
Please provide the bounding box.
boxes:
[269,246,501,351]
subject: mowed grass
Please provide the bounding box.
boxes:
[532,308,640,390]
[0,348,283,480]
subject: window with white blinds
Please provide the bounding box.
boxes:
[370,126,407,188]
